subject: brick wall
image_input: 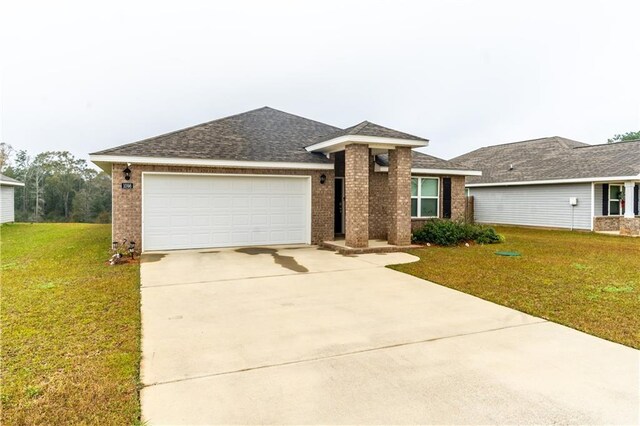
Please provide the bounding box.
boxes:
[111,163,334,249]
[368,157,388,239]
[450,175,466,221]
[345,144,370,247]
[593,216,621,232]
[620,217,640,236]
[388,147,412,245]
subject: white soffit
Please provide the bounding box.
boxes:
[374,163,482,176]
[89,155,334,173]
[305,135,428,154]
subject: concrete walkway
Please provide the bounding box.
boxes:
[140,246,639,425]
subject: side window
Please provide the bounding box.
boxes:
[411,177,439,218]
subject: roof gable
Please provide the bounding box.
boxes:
[315,121,428,144]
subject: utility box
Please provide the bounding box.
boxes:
[569,197,578,206]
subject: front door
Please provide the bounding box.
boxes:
[334,177,344,234]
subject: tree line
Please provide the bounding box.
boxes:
[0,143,111,223]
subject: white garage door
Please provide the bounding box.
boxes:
[143,174,311,251]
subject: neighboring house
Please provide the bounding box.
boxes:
[0,174,25,224]
[453,137,640,236]
[90,107,479,251]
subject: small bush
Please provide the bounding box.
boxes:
[412,220,503,246]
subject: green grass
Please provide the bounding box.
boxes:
[391,226,640,349]
[1,223,141,425]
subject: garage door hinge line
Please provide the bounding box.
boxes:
[144,320,548,388]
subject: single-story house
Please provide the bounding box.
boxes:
[453,137,640,236]
[90,107,480,251]
[0,174,25,223]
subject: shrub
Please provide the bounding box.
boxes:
[412,220,503,246]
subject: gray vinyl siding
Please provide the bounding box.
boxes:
[1,186,15,223]
[469,183,592,230]
[594,183,604,216]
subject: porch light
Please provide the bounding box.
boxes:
[320,174,326,184]
[123,166,132,180]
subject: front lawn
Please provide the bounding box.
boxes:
[1,223,141,424]
[391,226,640,349]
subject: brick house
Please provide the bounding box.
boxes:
[90,107,480,251]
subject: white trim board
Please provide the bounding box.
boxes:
[0,180,25,187]
[374,163,482,176]
[90,155,334,173]
[467,175,640,187]
[305,135,428,154]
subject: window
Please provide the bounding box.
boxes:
[411,177,439,218]
[609,184,624,216]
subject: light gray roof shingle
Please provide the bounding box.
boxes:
[91,107,340,164]
[452,137,640,184]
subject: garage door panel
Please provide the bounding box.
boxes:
[210,214,232,227]
[287,195,305,209]
[210,196,231,208]
[143,174,311,250]
[251,196,269,209]
[232,198,251,209]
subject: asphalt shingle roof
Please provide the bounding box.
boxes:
[91,107,340,164]
[452,137,640,184]
[91,107,452,169]
[316,121,429,144]
[0,174,23,185]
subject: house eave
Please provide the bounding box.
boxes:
[374,163,482,176]
[305,135,428,154]
[0,181,25,187]
[89,155,334,172]
[466,175,640,187]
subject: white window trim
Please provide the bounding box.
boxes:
[608,184,624,216]
[411,176,440,219]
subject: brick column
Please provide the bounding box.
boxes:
[345,144,370,248]
[388,147,412,245]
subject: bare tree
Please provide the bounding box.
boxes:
[0,142,14,173]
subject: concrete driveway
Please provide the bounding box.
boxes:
[140,246,639,425]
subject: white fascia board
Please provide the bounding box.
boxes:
[466,175,640,187]
[305,135,428,153]
[374,163,482,176]
[0,181,25,187]
[89,155,334,171]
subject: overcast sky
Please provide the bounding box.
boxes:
[2,0,639,167]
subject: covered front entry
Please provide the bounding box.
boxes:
[142,173,311,251]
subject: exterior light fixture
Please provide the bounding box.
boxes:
[128,241,136,259]
[123,166,132,180]
[320,174,326,184]
[112,241,119,251]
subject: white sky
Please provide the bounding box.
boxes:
[1,0,639,166]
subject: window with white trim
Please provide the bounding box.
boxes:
[609,184,624,216]
[411,177,439,218]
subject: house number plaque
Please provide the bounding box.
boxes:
[121,183,134,189]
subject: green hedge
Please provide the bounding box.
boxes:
[412,220,503,246]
